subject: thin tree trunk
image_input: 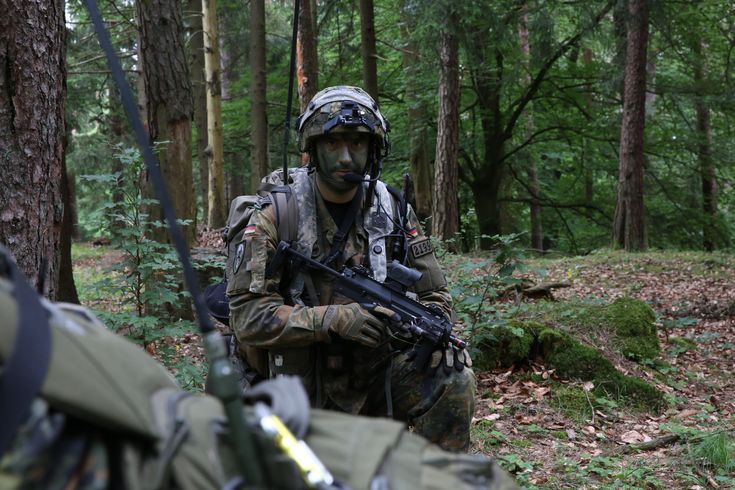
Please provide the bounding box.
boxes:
[137,0,195,245]
[432,16,460,251]
[202,0,226,228]
[58,159,80,304]
[250,0,268,192]
[359,0,379,100]
[187,0,209,224]
[613,0,648,251]
[583,47,595,220]
[0,0,65,298]
[519,4,543,251]
[400,0,432,222]
[693,38,717,251]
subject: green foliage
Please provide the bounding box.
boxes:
[84,146,190,346]
[689,432,735,477]
[448,233,528,336]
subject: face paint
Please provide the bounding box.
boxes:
[315,132,370,194]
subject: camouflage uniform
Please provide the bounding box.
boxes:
[228,167,476,452]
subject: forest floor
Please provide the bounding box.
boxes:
[469,251,735,489]
[71,244,735,489]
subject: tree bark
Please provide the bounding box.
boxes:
[250,0,268,192]
[297,0,319,113]
[137,0,196,245]
[0,0,65,298]
[187,0,209,225]
[432,16,460,250]
[202,0,226,228]
[400,0,432,222]
[613,0,648,251]
[359,0,379,100]
[692,38,717,251]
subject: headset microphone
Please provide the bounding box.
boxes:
[342,172,381,183]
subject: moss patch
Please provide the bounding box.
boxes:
[551,385,593,422]
[470,320,540,370]
[604,297,659,360]
[522,296,660,361]
[470,318,665,412]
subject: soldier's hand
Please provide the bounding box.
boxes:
[427,345,472,376]
[322,303,386,348]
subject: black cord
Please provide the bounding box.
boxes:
[282,0,301,178]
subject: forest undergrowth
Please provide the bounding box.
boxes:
[72,242,734,489]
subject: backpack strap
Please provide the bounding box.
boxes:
[0,249,52,456]
[386,184,408,263]
[269,185,299,244]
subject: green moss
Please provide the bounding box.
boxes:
[470,315,665,413]
[471,320,538,370]
[604,297,660,360]
[551,385,593,421]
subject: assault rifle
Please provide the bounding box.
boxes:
[270,241,467,351]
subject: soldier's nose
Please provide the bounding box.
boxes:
[337,142,352,164]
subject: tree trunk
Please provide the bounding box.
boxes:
[613,0,628,101]
[250,0,268,192]
[432,18,459,250]
[692,38,717,251]
[58,159,80,304]
[359,0,379,100]
[400,0,432,221]
[613,0,648,251]
[202,0,226,228]
[137,0,196,245]
[297,0,319,113]
[0,0,65,298]
[519,4,543,251]
[187,0,209,225]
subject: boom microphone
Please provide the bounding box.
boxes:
[342,172,381,183]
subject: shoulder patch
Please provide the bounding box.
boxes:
[409,238,433,258]
[233,242,246,274]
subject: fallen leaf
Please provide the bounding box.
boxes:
[582,381,595,392]
[566,429,576,440]
[674,408,699,419]
[620,430,644,444]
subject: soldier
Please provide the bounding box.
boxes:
[227,86,476,452]
[0,248,517,490]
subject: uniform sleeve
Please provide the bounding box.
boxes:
[226,205,331,348]
[403,205,453,318]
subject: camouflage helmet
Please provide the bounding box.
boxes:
[297,86,390,156]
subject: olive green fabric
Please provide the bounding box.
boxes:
[0,278,177,440]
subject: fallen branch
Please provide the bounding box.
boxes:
[617,434,681,454]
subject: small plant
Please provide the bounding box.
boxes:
[82,145,190,347]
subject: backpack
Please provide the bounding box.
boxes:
[220,176,299,380]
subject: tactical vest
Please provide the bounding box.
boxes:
[225,168,406,410]
[253,169,403,411]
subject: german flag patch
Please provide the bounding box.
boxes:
[244,224,257,235]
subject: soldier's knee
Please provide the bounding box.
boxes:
[442,366,477,407]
